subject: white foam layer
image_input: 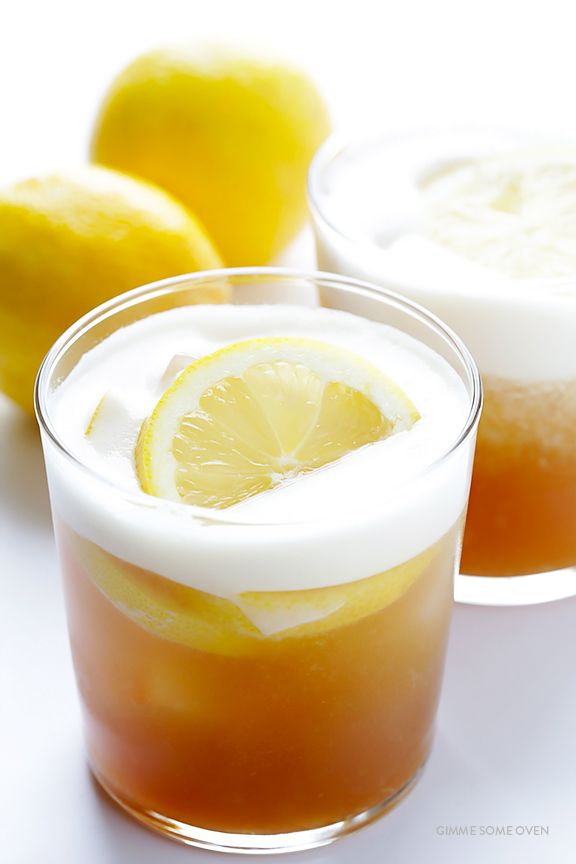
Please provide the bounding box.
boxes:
[45,304,473,595]
[312,131,576,381]
[423,148,576,279]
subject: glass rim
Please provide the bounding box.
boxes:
[308,129,402,250]
[35,266,482,526]
[307,127,576,295]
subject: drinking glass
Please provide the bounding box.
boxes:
[309,130,576,605]
[36,268,480,852]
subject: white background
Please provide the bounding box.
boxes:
[2,1,576,862]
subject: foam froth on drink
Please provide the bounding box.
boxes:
[47,303,471,595]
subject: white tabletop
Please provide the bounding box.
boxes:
[2,365,576,864]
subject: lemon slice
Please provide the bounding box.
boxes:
[136,336,420,508]
[236,545,434,637]
[66,529,436,655]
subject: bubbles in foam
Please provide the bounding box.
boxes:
[313,133,576,381]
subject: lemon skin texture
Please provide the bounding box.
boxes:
[90,47,331,265]
[0,167,222,413]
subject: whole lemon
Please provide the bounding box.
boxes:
[0,166,222,413]
[90,46,331,265]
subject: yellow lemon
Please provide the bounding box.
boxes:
[135,335,420,508]
[68,529,433,655]
[68,531,262,656]
[90,46,331,264]
[0,167,223,413]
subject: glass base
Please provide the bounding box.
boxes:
[92,763,425,854]
[455,566,576,606]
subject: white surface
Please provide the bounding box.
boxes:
[2,1,576,861]
[3,393,576,864]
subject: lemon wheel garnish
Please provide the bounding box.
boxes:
[136,336,420,508]
[67,530,435,654]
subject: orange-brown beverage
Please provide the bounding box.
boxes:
[36,270,480,851]
[57,521,460,837]
[461,378,576,576]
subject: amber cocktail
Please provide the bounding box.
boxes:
[310,130,576,601]
[36,269,479,852]
[57,522,458,837]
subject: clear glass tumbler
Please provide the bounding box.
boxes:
[309,130,576,605]
[36,268,480,853]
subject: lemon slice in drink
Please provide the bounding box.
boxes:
[136,336,420,508]
[66,526,436,655]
